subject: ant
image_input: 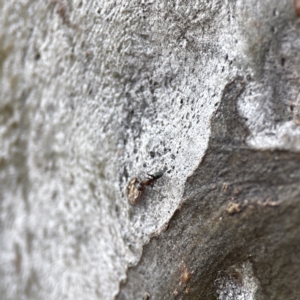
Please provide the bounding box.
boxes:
[126,171,164,205]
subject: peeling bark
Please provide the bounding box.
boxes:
[118,78,300,299]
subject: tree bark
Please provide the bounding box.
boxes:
[0,1,300,299]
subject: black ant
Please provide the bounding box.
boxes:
[126,171,164,205]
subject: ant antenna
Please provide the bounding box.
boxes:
[151,188,164,198]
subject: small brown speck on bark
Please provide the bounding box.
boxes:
[294,0,300,17]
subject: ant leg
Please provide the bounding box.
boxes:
[151,188,164,198]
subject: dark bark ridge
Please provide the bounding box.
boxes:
[117,77,300,299]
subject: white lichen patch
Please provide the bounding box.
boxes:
[215,262,258,300]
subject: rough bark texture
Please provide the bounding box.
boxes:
[0,1,300,300]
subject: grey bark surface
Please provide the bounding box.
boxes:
[0,1,300,300]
